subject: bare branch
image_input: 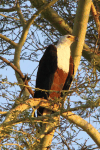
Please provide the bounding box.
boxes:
[16,2,26,26]
[62,112,100,147]
[91,2,100,38]
[0,56,34,97]
[0,13,20,21]
[0,111,7,115]
[72,0,92,74]
[3,96,100,124]
[18,0,59,48]
[0,7,16,12]
[31,0,72,34]
[0,34,17,48]
[1,97,100,147]
[91,2,100,31]
[0,56,24,78]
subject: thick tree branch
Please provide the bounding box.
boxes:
[30,0,100,72]
[72,0,92,74]
[3,95,100,123]
[62,112,100,147]
[31,0,72,34]
[1,97,100,147]
[1,93,100,118]
[31,0,99,148]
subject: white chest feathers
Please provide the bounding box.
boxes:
[57,45,70,73]
[56,35,75,73]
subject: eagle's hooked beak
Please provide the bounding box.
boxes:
[68,35,78,42]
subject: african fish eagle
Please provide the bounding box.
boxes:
[34,35,76,116]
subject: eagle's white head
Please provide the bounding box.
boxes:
[57,34,76,46]
[56,34,76,73]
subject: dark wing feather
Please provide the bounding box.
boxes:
[34,45,57,115]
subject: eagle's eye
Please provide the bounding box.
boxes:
[67,35,71,38]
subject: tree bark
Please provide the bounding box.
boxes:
[71,0,92,74]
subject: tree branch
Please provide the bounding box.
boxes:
[72,0,92,74]
[0,13,20,21]
[0,7,16,12]
[0,56,24,78]
[0,56,34,97]
[62,112,100,147]
[31,0,72,34]
[18,0,59,48]
[31,0,100,72]
[1,97,100,147]
[91,2,100,34]
[16,2,26,26]
[4,96,100,123]
[0,34,17,48]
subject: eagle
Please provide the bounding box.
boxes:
[34,35,76,116]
